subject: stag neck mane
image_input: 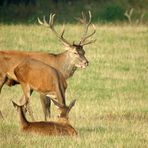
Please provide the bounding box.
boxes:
[56,50,77,79]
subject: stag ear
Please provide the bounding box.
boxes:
[64,44,75,51]
[50,98,64,108]
[68,99,76,111]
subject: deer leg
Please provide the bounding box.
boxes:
[40,94,51,121]
[19,89,33,113]
[0,73,8,93]
[45,96,51,118]
[19,89,33,105]
[20,83,35,121]
[25,97,35,121]
[0,73,8,120]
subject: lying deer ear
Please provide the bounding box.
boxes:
[12,100,18,108]
[50,98,64,108]
[68,99,76,111]
[12,100,27,108]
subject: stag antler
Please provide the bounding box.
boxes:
[136,12,145,25]
[124,8,133,24]
[77,11,96,46]
[38,14,71,46]
[38,12,96,47]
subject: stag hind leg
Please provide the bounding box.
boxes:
[40,94,51,121]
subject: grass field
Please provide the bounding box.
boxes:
[0,23,148,148]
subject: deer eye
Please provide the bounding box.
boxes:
[74,52,78,55]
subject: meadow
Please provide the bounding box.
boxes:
[0,23,148,148]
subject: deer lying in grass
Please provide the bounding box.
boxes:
[12,98,77,136]
[14,58,69,121]
[0,12,96,120]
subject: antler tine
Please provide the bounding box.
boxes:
[81,24,96,45]
[43,16,49,26]
[61,26,65,38]
[49,13,55,28]
[78,11,96,46]
[37,17,43,25]
[37,16,49,27]
[81,39,96,46]
[80,11,92,40]
[88,11,92,24]
[60,29,73,46]
[38,13,71,46]
[81,11,87,24]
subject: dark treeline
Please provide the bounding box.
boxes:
[0,0,36,5]
[0,0,147,24]
[0,0,78,5]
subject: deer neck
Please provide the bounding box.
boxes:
[57,117,70,125]
[18,107,29,128]
[57,51,77,79]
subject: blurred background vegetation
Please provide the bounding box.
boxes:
[0,0,148,24]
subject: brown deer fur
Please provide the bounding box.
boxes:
[0,48,87,120]
[14,58,68,120]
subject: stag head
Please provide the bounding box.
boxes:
[38,11,96,69]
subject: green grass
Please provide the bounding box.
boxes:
[0,24,148,148]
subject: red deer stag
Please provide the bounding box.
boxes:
[0,11,96,120]
[12,98,77,136]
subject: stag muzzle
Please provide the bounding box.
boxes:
[76,59,89,69]
[83,60,89,68]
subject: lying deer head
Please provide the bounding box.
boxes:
[51,98,76,123]
[38,11,96,69]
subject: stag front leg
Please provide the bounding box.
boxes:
[0,73,8,93]
[19,89,33,114]
[25,97,35,121]
[0,73,8,120]
[40,93,51,121]
[19,89,33,105]
[20,83,35,121]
